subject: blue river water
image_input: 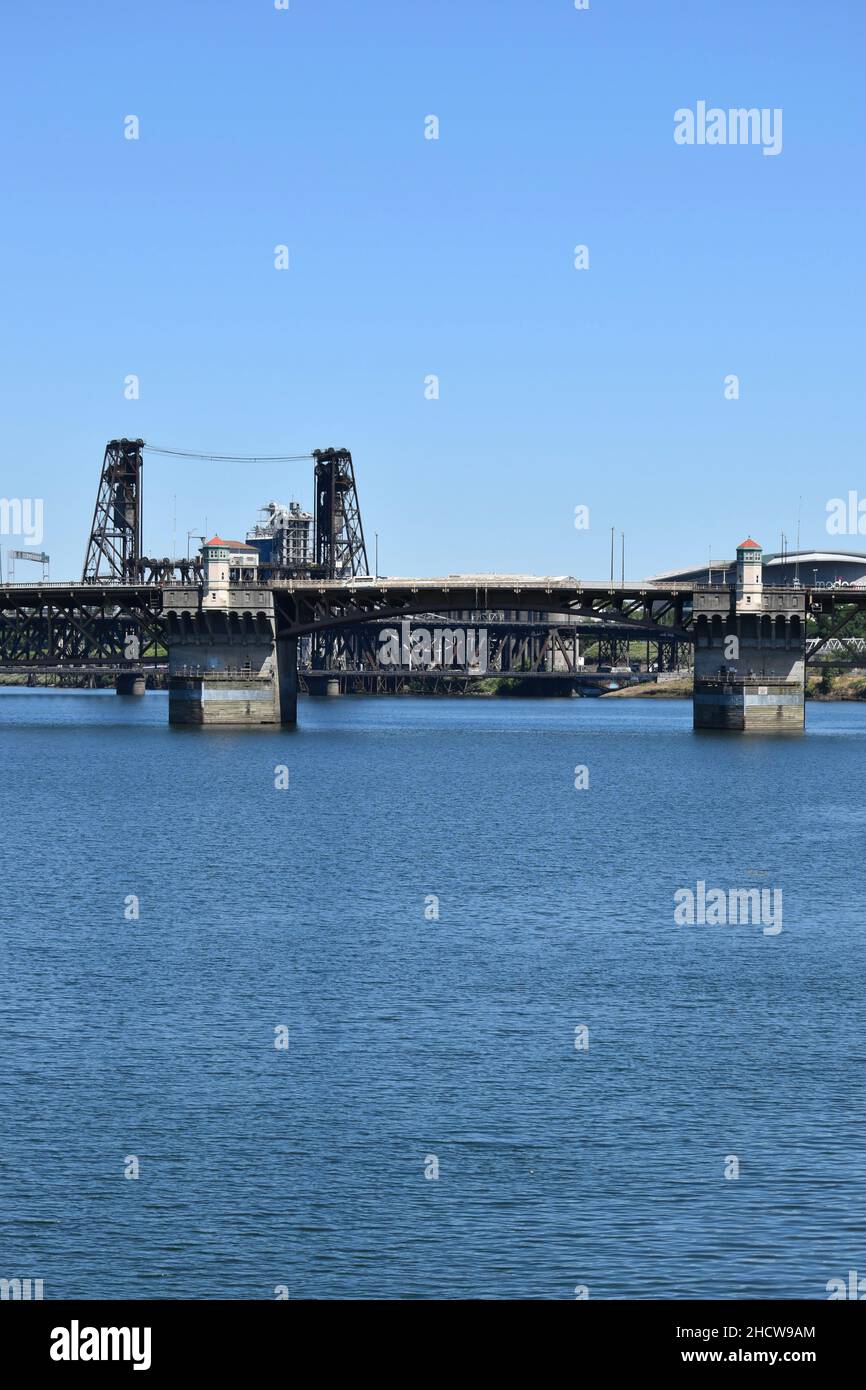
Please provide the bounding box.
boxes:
[1,688,865,1300]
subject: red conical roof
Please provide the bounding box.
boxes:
[736,537,762,550]
[203,536,251,549]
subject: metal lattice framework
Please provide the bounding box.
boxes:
[807,635,866,654]
[312,448,368,579]
[0,584,164,673]
[298,617,684,678]
[273,578,693,641]
[83,439,144,581]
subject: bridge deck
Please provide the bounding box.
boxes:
[3,577,865,602]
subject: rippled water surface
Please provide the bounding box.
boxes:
[1,688,864,1299]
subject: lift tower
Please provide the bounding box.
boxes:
[83,438,144,581]
[312,448,368,579]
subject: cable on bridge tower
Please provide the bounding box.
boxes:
[80,438,367,585]
[142,444,314,463]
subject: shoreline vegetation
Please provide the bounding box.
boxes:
[602,672,866,701]
[3,671,866,700]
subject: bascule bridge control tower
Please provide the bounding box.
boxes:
[693,537,806,730]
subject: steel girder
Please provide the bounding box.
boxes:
[296,618,681,676]
[0,588,164,668]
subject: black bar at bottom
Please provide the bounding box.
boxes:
[1,1298,861,1376]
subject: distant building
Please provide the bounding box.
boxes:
[247,501,313,572]
[651,548,866,589]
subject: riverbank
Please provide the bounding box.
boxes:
[601,678,693,698]
[4,672,866,700]
[805,671,866,700]
[602,672,866,701]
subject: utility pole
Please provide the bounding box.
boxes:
[610,527,615,586]
[621,532,625,588]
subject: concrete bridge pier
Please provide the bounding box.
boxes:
[692,539,806,732]
[162,565,283,725]
[115,672,146,696]
[275,634,299,725]
[305,673,341,697]
[161,551,302,725]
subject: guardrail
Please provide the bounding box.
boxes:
[696,674,800,687]
[0,581,163,590]
[170,667,272,681]
[5,577,866,595]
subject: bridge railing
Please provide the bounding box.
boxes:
[0,580,164,590]
[697,674,801,687]
[170,666,272,681]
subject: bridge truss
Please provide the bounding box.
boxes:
[807,636,866,654]
[298,616,685,681]
[0,584,164,676]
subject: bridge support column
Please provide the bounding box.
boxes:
[275,634,299,726]
[306,673,341,697]
[115,672,146,696]
[163,587,281,726]
[692,545,806,731]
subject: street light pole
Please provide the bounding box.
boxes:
[187,530,204,562]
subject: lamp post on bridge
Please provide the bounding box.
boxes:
[187,531,204,563]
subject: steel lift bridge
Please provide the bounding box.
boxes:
[0,438,368,685]
[2,436,863,711]
[0,437,688,692]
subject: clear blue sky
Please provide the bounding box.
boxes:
[0,0,863,580]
